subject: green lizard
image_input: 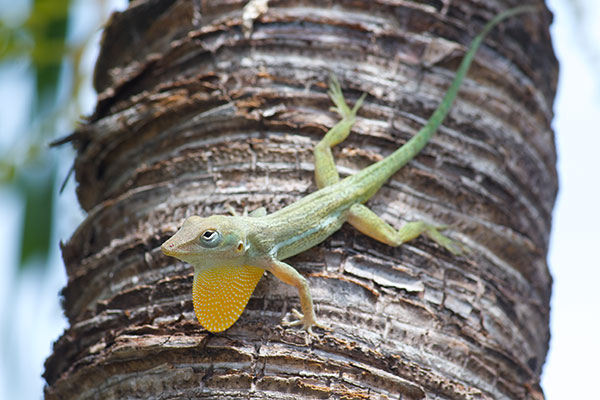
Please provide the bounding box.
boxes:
[161,6,535,334]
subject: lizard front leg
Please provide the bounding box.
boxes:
[264,258,329,334]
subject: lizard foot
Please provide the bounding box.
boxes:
[328,75,366,120]
[283,309,330,336]
[425,225,470,256]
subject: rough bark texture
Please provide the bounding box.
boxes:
[45,0,557,399]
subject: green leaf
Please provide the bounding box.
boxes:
[17,163,56,269]
[26,0,70,111]
[0,21,32,60]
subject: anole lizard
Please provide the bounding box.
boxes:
[161,6,536,334]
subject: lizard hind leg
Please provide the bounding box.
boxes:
[314,76,366,188]
[347,204,465,255]
[192,265,265,332]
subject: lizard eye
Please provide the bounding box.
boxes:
[200,229,221,248]
[236,242,244,252]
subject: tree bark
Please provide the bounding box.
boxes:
[45,1,557,399]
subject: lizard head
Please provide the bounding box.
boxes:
[161,215,248,266]
[161,215,264,333]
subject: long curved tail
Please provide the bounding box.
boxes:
[369,5,537,183]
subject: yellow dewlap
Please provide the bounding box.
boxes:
[192,265,264,332]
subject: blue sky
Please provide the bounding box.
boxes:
[0,0,598,398]
[543,0,600,397]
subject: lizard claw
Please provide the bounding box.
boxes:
[426,225,470,256]
[283,309,330,336]
[327,75,365,120]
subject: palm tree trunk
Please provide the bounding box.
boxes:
[45,1,557,399]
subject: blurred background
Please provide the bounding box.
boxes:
[0,0,597,398]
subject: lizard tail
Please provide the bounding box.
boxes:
[373,5,538,182]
